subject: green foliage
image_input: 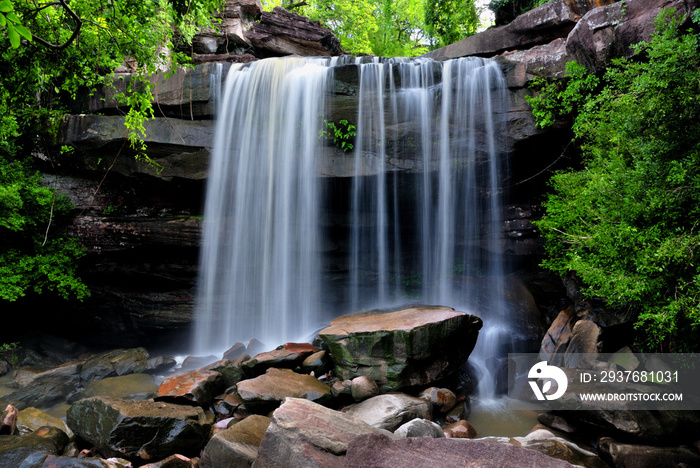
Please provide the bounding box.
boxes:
[531,8,700,351]
[425,0,479,48]
[525,62,599,128]
[489,0,550,26]
[321,119,356,152]
[0,0,32,48]
[0,341,21,366]
[0,156,89,302]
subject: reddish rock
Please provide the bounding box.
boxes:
[253,398,395,468]
[236,368,332,413]
[0,404,18,435]
[443,420,477,439]
[243,343,319,376]
[155,369,224,407]
[345,433,575,467]
[201,415,270,468]
[418,387,457,413]
[598,437,700,468]
[350,376,379,402]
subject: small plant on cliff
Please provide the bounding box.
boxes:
[321,119,357,152]
[529,8,700,352]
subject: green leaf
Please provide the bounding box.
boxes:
[0,13,5,27]
[0,0,12,13]
[14,23,31,41]
[5,10,18,23]
[7,22,19,48]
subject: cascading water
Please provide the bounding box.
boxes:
[194,55,510,400]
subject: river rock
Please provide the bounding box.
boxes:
[80,348,151,382]
[345,433,576,467]
[252,398,396,468]
[1,380,73,411]
[319,306,482,391]
[342,394,432,432]
[418,387,457,413]
[443,420,477,439]
[223,343,247,361]
[13,361,83,388]
[301,351,329,375]
[66,397,210,461]
[201,359,246,389]
[350,376,379,402]
[0,405,17,435]
[17,407,72,437]
[0,426,69,467]
[598,437,700,468]
[141,454,198,468]
[200,415,270,468]
[243,343,319,376]
[236,368,332,414]
[155,369,224,407]
[83,374,159,401]
[394,419,444,438]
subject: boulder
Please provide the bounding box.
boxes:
[80,348,151,383]
[319,306,482,391]
[223,343,247,361]
[252,398,396,468]
[417,387,457,413]
[22,455,134,467]
[82,374,159,401]
[243,343,319,376]
[345,433,576,467]
[200,415,270,468]
[607,346,640,371]
[17,407,72,437]
[598,437,700,468]
[66,397,210,462]
[155,369,224,407]
[566,0,699,72]
[1,381,73,411]
[342,394,432,432]
[245,7,344,58]
[0,405,17,435]
[0,426,69,467]
[350,376,379,402]
[300,350,330,375]
[236,368,332,413]
[394,419,444,438]
[443,420,477,439]
[201,359,246,388]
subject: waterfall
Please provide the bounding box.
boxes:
[193,55,509,382]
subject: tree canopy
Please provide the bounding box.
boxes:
[528,8,700,351]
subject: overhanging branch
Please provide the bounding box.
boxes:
[31,0,82,50]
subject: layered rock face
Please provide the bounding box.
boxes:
[40,0,697,344]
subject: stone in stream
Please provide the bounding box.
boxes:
[0,426,69,467]
[418,387,457,413]
[242,342,318,377]
[155,369,225,408]
[16,407,72,437]
[598,437,700,468]
[82,373,159,401]
[394,419,444,438]
[236,368,332,414]
[66,396,210,462]
[252,397,396,468]
[319,306,482,392]
[200,414,271,468]
[350,376,379,402]
[342,394,432,432]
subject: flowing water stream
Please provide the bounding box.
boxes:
[193,56,510,400]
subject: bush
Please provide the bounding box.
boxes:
[530,9,700,351]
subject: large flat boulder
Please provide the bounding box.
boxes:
[66,397,210,462]
[236,368,332,413]
[345,433,576,467]
[319,306,482,391]
[252,398,396,468]
[342,394,432,432]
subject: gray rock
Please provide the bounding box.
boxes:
[0,426,69,467]
[82,374,158,401]
[252,398,396,468]
[342,394,432,432]
[598,437,700,468]
[80,348,151,383]
[350,376,379,402]
[66,397,210,461]
[200,415,270,468]
[394,419,444,438]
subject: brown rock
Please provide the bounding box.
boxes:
[245,7,344,58]
[223,342,247,361]
[201,415,270,468]
[243,343,319,376]
[418,387,457,413]
[539,306,577,362]
[342,394,432,432]
[350,376,379,402]
[141,454,198,468]
[156,369,224,407]
[0,404,18,435]
[345,433,576,467]
[236,368,332,413]
[443,420,477,439]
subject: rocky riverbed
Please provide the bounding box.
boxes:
[1,306,698,467]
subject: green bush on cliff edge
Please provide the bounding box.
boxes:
[528,8,700,352]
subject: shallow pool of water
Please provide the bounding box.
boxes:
[467,398,540,438]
